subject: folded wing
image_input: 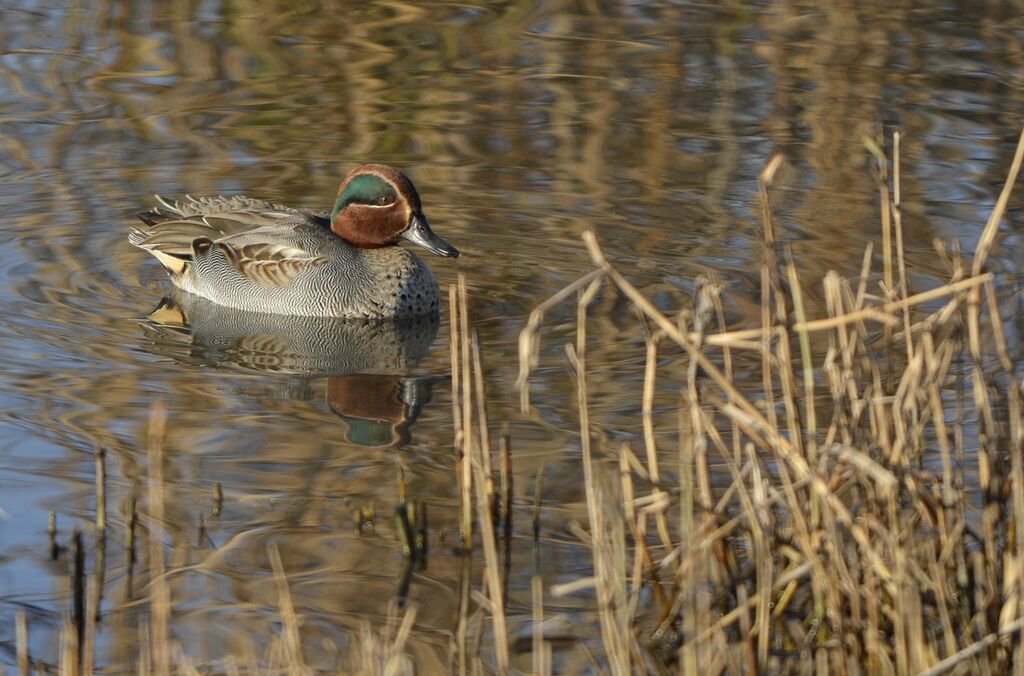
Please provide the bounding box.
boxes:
[130,195,328,283]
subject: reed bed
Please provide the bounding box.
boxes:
[508,129,1024,674]
[17,129,1024,674]
[505,129,1024,673]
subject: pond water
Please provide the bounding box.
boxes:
[0,1,1022,671]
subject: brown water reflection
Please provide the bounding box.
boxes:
[0,0,1023,671]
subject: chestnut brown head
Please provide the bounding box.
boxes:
[330,165,458,257]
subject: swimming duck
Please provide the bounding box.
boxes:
[129,164,459,318]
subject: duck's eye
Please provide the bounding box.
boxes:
[375,195,393,206]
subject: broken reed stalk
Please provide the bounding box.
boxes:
[146,400,170,676]
[16,610,28,676]
[499,427,513,607]
[1008,364,1024,672]
[92,445,108,659]
[758,154,784,249]
[82,577,97,676]
[531,573,550,676]
[499,425,512,545]
[784,254,817,466]
[72,530,84,666]
[125,495,137,599]
[267,545,306,672]
[458,277,474,552]
[454,553,471,676]
[60,615,75,676]
[48,511,57,560]
[641,329,662,482]
[891,131,915,359]
[619,444,663,618]
[471,332,496,524]
[682,275,716,668]
[469,329,510,673]
[450,279,471,676]
[530,466,546,675]
[95,448,106,535]
[677,364,698,673]
[640,327,674,555]
[532,464,544,572]
[449,277,473,550]
[517,269,604,412]
[571,276,635,674]
[869,131,894,291]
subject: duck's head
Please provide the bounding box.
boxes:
[330,165,459,258]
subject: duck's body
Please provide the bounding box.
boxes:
[129,165,458,319]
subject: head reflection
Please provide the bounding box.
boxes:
[327,375,435,447]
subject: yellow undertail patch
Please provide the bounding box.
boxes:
[149,249,187,275]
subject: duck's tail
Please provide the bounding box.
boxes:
[129,196,208,275]
[128,226,190,275]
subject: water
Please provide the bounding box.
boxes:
[0,1,1022,670]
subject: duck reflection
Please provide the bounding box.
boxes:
[142,292,440,447]
[328,374,435,447]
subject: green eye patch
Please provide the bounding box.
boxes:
[332,174,398,219]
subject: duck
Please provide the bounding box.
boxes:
[129,164,459,318]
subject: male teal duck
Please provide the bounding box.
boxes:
[129,164,459,318]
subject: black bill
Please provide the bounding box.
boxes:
[402,213,459,258]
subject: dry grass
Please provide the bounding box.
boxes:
[20,129,1024,673]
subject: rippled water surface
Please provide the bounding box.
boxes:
[1,1,1023,671]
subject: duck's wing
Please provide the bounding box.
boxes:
[195,239,329,287]
[130,195,330,279]
[140,194,330,226]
